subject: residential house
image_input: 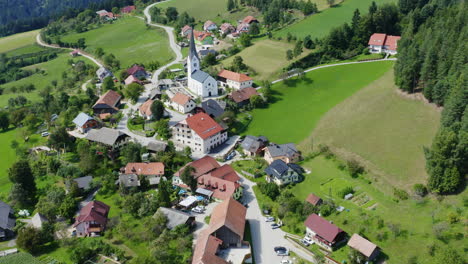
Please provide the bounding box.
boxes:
[198,49,218,59]
[149,87,162,100]
[204,20,218,31]
[123,162,165,186]
[73,201,110,237]
[264,143,300,164]
[170,93,196,113]
[192,30,214,45]
[70,50,79,57]
[155,207,195,230]
[306,193,323,206]
[118,174,141,188]
[197,174,243,200]
[96,10,116,20]
[242,15,259,24]
[85,128,129,149]
[121,5,136,14]
[368,33,401,55]
[236,23,250,34]
[0,201,15,240]
[347,234,380,261]
[72,175,93,191]
[139,99,154,120]
[200,99,226,118]
[96,67,113,82]
[172,112,228,154]
[92,90,121,115]
[192,230,227,264]
[124,75,143,85]
[181,25,193,37]
[30,213,48,229]
[156,79,174,90]
[218,69,253,90]
[264,159,302,186]
[240,135,268,156]
[173,156,221,184]
[219,23,235,35]
[146,141,167,153]
[304,214,347,251]
[229,87,259,106]
[73,112,99,133]
[127,64,147,79]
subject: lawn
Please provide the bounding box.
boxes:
[3,44,47,57]
[0,53,94,108]
[243,61,394,143]
[61,16,173,68]
[311,69,441,190]
[0,29,40,54]
[284,156,467,264]
[0,252,42,264]
[274,0,396,39]
[221,39,310,80]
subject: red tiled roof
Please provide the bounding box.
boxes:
[93,90,121,110]
[125,75,142,85]
[192,229,228,264]
[186,112,224,140]
[127,65,145,75]
[74,201,109,227]
[124,162,164,175]
[384,35,400,51]
[242,15,258,24]
[218,69,252,82]
[304,214,344,243]
[204,20,216,29]
[121,5,136,13]
[230,87,259,103]
[191,30,212,41]
[171,92,191,106]
[175,156,220,178]
[347,234,378,258]
[368,33,387,46]
[306,193,322,206]
[220,23,234,32]
[182,25,192,33]
[208,164,240,182]
[197,175,241,200]
[139,100,153,117]
[209,197,246,236]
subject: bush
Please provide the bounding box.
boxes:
[393,188,409,200]
[338,186,354,199]
[347,159,364,177]
[258,182,280,200]
[413,184,428,197]
[319,203,334,216]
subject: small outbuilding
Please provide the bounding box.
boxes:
[347,233,380,261]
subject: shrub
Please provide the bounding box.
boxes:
[347,159,364,177]
[258,182,280,200]
[338,186,354,199]
[413,184,428,196]
[319,203,334,217]
[393,188,409,200]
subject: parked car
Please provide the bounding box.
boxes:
[274,247,289,256]
[271,223,281,229]
[301,236,314,246]
[265,216,275,222]
[191,207,204,214]
[41,132,50,137]
[280,260,292,264]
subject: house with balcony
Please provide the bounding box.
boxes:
[73,201,110,237]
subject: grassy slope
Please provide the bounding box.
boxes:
[0,53,94,108]
[61,16,173,68]
[275,0,396,39]
[311,69,441,189]
[289,156,466,264]
[243,61,394,143]
[221,39,310,80]
[0,30,40,54]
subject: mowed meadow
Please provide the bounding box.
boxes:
[0,29,40,54]
[243,61,395,143]
[61,16,173,68]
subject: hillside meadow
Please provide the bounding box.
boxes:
[310,69,441,190]
[275,0,396,39]
[61,16,173,68]
[243,61,394,142]
[0,29,40,54]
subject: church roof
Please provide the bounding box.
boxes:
[191,70,211,83]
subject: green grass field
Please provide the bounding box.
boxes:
[0,30,40,54]
[286,156,466,264]
[275,0,396,39]
[311,69,441,189]
[221,39,310,80]
[0,53,94,108]
[243,61,394,143]
[3,44,47,57]
[61,16,173,68]
[0,252,42,264]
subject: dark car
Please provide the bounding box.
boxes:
[271,223,280,229]
[274,247,286,252]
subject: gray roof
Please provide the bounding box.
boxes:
[96,67,112,79]
[31,213,48,229]
[148,176,166,185]
[146,141,167,152]
[73,112,94,127]
[189,28,200,62]
[156,207,194,230]
[201,99,226,118]
[149,87,162,99]
[265,159,302,179]
[119,174,141,187]
[0,201,15,231]
[199,49,217,57]
[85,128,129,146]
[73,176,93,190]
[191,70,211,83]
[196,188,214,197]
[157,79,174,86]
[267,143,298,158]
[241,135,266,153]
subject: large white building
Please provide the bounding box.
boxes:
[172,112,227,154]
[217,69,253,90]
[187,29,218,98]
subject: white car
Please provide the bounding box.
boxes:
[265,216,275,222]
[191,207,203,214]
[280,260,292,264]
[301,236,314,246]
[41,132,50,137]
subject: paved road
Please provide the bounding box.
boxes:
[36,33,104,68]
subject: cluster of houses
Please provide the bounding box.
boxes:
[95,5,135,20]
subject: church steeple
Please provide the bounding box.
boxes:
[189,28,199,61]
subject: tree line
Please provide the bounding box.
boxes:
[395,0,467,194]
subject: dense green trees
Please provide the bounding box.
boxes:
[150,100,165,121]
[0,111,9,130]
[180,166,197,192]
[395,0,467,194]
[8,160,37,207]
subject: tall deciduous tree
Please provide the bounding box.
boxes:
[8,160,37,206]
[180,166,197,192]
[150,100,165,121]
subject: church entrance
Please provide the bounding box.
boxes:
[208,92,212,97]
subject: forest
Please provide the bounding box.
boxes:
[394,0,467,194]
